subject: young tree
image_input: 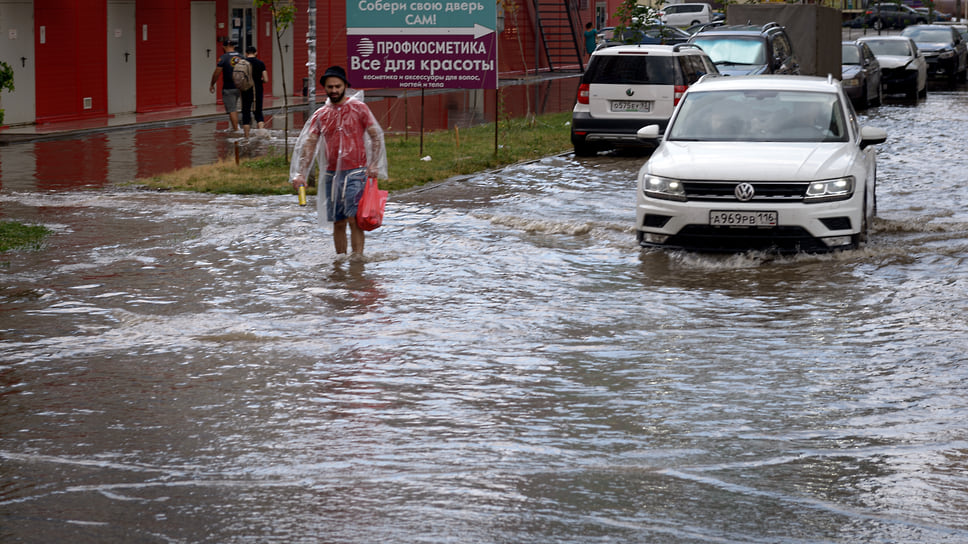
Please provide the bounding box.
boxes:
[0,61,14,126]
[612,0,663,45]
[254,0,297,159]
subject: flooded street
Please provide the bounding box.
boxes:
[2,80,968,542]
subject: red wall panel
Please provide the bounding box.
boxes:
[137,0,192,112]
[256,5,274,97]
[34,0,107,123]
[293,0,348,99]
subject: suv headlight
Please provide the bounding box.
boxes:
[643,174,687,201]
[939,49,955,59]
[804,176,854,202]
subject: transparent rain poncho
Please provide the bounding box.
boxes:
[289,90,388,229]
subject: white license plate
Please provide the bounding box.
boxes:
[709,210,778,227]
[610,100,652,113]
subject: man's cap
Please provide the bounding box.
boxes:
[222,39,237,47]
[320,65,351,87]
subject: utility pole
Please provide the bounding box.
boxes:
[307,0,317,112]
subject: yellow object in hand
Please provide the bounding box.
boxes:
[298,186,307,206]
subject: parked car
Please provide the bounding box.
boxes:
[634,75,888,253]
[571,43,719,156]
[687,22,800,76]
[842,41,883,108]
[857,36,927,98]
[900,24,968,81]
[597,23,693,49]
[659,3,714,27]
[686,20,725,36]
[914,6,952,22]
[862,3,927,30]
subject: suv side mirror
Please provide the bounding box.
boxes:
[636,124,662,140]
[859,126,888,149]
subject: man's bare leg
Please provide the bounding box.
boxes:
[333,220,348,254]
[349,218,365,256]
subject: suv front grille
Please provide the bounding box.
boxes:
[682,180,809,201]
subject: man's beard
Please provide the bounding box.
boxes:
[328,90,345,103]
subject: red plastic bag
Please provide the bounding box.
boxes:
[356,176,388,231]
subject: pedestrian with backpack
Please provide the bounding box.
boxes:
[209,39,242,133]
[241,45,268,138]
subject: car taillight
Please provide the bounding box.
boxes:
[577,83,590,105]
[674,85,687,106]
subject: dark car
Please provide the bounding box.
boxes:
[687,22,799,76]
[862,3,927,31]
[842,41,883,108]
[900,24,968,81]
[858,36,927,99]
[686,20,725,36]
[914,7,953,22]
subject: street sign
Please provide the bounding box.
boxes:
[346,0,497,89]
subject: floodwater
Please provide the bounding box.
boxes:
[2,78,968,543]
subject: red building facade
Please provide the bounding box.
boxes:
[0,0,597,127]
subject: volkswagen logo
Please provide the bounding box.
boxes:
[626,88,634,97]
[734,183,755,201]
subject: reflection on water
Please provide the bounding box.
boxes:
[2,83,968,542]
[0,77,581,192]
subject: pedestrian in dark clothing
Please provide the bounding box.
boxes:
[241,45,269,138]
[209,39,242,132]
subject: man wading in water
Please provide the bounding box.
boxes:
[290,66,387,259]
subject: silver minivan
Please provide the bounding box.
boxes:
[660,3,713,27]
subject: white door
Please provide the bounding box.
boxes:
[0,0,36,125]
[107,0,136,114]
[229,1,255,53]
[191,1,216,106]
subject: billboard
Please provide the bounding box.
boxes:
[346,1,498,89]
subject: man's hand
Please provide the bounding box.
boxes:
[291,174,307,190]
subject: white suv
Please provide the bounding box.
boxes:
[571,43,718,156]
[635,75,888,253]
[660,3,714,27]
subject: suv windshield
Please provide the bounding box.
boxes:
[667,89,848,142]
[583,55,676,85]
[690,36,766,65]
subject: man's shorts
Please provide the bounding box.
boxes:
[222,88,241,114]
[323,168,366,222]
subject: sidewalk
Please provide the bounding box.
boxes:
[0,71,582,145]
[0,95,316,145]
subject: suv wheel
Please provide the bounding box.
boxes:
[872,18,884,30]
[572,138,597,157]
